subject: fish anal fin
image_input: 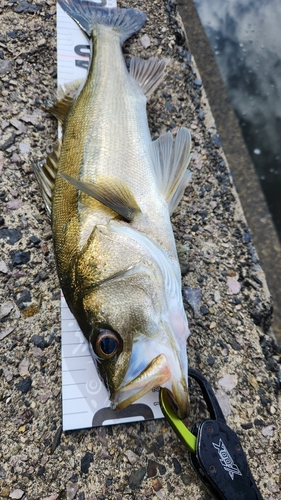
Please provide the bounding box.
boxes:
[130,57,167,97]
[48,79,84,124]
[150,127,192,214]
[33,140,61,215]
[59,173,141,222]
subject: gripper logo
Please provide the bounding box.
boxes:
[212,439,242,480]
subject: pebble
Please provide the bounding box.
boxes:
[172,457,181,474]
[0,302,14,320]
[0,327,16,341]
[125,450,139,465]
[0,60,13,74]
[16,377,32,394]
[66,483,78,500]
[18,358,30,377]
[215,389,231,418]
[11,250,30,267]
[218,374,238,391]
[227,278,241,294]
[81,451,93,474]
[50,426,62,454]
[9,490,24,499]
[261,425,276,438]
[140,34,150,48]
[182,287,202,317]
[128,467,146,490]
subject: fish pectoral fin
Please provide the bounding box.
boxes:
[130,57,167,97]
[48,79,85,124]
[59,173,141,222]
[33,140,61,216]
[150,128,192,214]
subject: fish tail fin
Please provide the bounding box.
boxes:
[58,0,146,42]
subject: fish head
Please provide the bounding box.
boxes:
[75,223,190,418]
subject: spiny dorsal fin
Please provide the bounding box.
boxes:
[33,140,61,216]
[130,57,167,97]
[48,79,84,124]
[59,172,141,222]
[149,127,192,214]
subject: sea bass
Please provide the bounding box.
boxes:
[35,0,192,417]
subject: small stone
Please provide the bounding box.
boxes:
[194,78,202,86]
[212,134,221,147]
[81,451,93,474]
[215,389,231,418]
[207,354,215,366]
[10,119,27,134]
[0,302,14,319]
[200,305,209,316]
[183,287,202,318]
[241,422,253,430]
[140,34,150,48]
[4,367,13,382]
[262,425,276,438]
[21,113,39,126]
[14,0,30,12]
[0,327,16,341]
[172,457,181,474]
[51,426,62,454]
[147,459,157,478]
[18,358,30,377]
[11,250,30,267]
[152,479,162,491]
[38,38,46,46]
[181,473,189,485]
[0,60,13,74]
[16,289,32,308]
[227,278,241,294]
[0,133,16,151]
[218,374,238,391]
[18,143,31,154]
[9,490,24,500]
[1,487,9,497]
[0,228,22,244]
[66,483,78,500]
[31,334,48,349]
[128,467,146,490]
[16,377,32,394]
[125,450,138,465]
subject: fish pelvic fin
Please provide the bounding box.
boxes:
[150,128,192,214]
[59,172,141,222]
[130,57,167,98]
[33,140,61,216]
[48,79,85,124]
[57,0,147,42]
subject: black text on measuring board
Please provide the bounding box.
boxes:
[75,45,90,70]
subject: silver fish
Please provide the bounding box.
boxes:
[35,0,192,417]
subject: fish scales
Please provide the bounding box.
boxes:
[36,0,192,418]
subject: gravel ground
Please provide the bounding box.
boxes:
[0,0,280,499]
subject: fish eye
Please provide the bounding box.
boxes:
[95,329,121,359]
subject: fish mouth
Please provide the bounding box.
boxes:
[112,353,190,418]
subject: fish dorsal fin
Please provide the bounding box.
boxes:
[33,140,61,216]
[130,57,167,97]
[59,173,141,222]
[48,79,85,124]
[150,128,192,214]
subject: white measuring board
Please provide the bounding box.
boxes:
[58,0,164,431]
